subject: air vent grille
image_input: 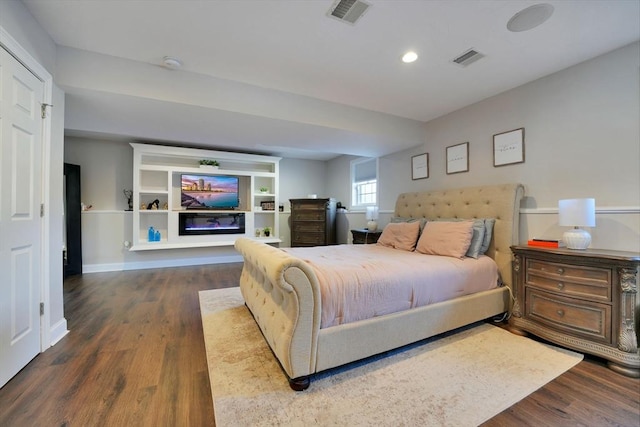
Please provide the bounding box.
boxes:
[328,0,371,24]
[452,48,485,67]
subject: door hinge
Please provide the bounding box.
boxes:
[40,302,44,316]
[41,103,53,119]
[40,203,44,217]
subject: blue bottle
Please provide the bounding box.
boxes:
[154,229,161,242]
[148,226,155,242]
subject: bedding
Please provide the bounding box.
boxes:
[235,183,524,390]
[415,220,474,258]
[376,220,421,251]
[284,244,499,328]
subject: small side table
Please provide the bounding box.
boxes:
[351,228,382,244]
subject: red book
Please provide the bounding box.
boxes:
[527,239,565,248]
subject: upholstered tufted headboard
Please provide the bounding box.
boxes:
[394,183,524,288]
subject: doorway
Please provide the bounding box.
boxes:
[64,163,82,277]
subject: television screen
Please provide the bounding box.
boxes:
[181,174,239,209]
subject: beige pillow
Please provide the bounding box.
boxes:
[416,221,474,258]
[376,221,421,251]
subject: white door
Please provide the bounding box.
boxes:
[0,46,44,388]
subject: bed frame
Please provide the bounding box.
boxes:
[235,183,524,390]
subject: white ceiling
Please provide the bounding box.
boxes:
[22,0,640,159]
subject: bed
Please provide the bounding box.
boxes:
[235,183,524,390]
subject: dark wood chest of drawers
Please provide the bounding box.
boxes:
[509,245,640,377]
[290,198,337,247]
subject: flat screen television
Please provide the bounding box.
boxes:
[181,174,239,209]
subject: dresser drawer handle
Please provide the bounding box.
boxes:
[557,282,564,290]
[556,309,565,317]
[556,267,565,275]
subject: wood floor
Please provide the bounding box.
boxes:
[0,263,638,426]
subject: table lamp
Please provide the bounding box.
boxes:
[558,198,595,250]
[366,206,379,232]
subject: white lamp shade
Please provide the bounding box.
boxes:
[558,198,595,249]
[365,206,379,232]
[558,198,595,227]
[365,206,379,220]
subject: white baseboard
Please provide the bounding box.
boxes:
[82,254,244,273]
[49,318,69,346]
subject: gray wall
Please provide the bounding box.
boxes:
[64,138,134,210]
[330,42,640,252]
[64,138,329,270]
[280,158,328,202]
[0,0,57,73]
[68,41,640,270]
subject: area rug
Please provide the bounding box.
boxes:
[199,287,583,427]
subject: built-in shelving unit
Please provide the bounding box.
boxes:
[130,143,281,251]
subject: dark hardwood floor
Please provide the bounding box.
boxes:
[0,263,638,426]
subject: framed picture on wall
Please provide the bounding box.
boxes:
[493,128,525,166]
[411,153,429,180]
[446,142,469,174]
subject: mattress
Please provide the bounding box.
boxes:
[283,244,499,328]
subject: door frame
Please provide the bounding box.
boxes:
[0,26,54,352]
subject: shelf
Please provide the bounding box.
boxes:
[140,189,169,194]
[132,142,280,251]
[164,165,276,177]
[81,210,132,214]
[173,209,249,213]
[130,236,282,251]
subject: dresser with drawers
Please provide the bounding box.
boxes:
[289,198,337,247]
[509,245,640,377]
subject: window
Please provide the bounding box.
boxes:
[351,157,378,208]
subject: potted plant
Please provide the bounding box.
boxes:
[259,186,269,194]
[199,159,220,169]
[263,226,271,237]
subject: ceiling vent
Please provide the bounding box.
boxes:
[452,48,485,67]
[328,0,371,24]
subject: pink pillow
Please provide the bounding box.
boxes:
[416,221,474,258]
[376,221,421,251]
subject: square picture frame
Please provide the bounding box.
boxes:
[411,153,429,180]
[493,127,525,167]
[446,142,469,174]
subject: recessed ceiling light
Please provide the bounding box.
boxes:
[162,56,182,70]
[402,51,418,63]
[507,3,554,32]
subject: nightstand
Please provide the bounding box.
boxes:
[509,245,640,377]
[351,228,382,244]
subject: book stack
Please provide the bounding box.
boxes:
[527,238,566,248]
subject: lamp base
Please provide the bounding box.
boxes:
[563,227,591,250]
[366,220,378,232]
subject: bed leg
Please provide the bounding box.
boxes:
[289,376,310,391]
